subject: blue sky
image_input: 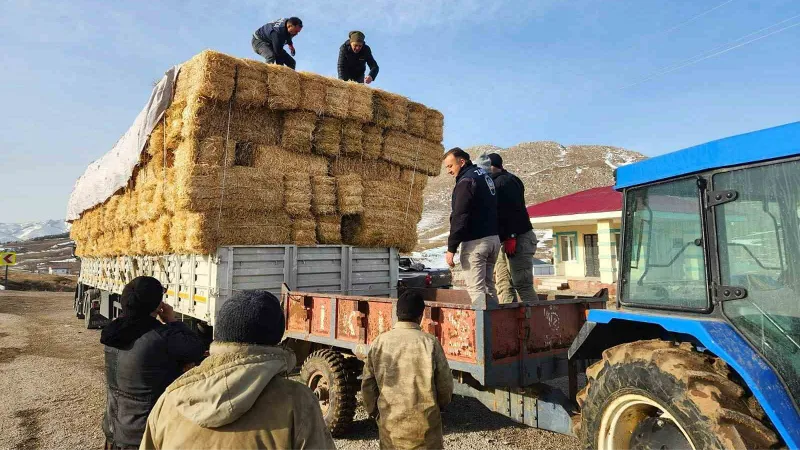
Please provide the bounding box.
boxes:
[2,0,798,222]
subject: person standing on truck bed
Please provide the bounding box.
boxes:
[361,291,453,449]
[486,153,538,303]
[140,290,335,450]
[443,147,501,303]
[338,31,379,84]
[252,17,303,69]
[101,276,205,450]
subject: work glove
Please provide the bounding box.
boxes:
[288,44,296,57]
[503,237,517,257]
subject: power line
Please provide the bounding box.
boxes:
[657,0,736,38]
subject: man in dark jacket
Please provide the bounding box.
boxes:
[101,276,205,449]
[487,153,538,303]
[252,17,303,69]
[337,31,379,84]
[443,147,501,304]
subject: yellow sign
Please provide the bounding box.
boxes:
[0,252,17,266]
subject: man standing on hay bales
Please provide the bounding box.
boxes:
[486,153,538,303]
[252,17,303,69]
[338,31,379,84]
[443,147,501,304]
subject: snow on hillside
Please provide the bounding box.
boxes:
[0,220,70,243]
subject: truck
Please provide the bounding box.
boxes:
[397,256,453,289]
[75,122,800,449]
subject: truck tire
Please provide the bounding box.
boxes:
[576,339,779,450]
[300,350,359,436]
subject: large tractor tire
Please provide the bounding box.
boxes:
[576,339,779,450]
[300,349,360,436]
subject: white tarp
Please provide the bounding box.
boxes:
[65,66,181,221]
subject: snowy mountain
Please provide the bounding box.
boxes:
[0,220,70,243]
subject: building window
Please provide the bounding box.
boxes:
[560,235,576,262]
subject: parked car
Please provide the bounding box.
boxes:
[398,257,452,289]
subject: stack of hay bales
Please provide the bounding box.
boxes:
[70,50,444,257]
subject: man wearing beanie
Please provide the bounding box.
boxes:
[486,153,538,303]
[361,291,453,449]
[338,30,379,84]
[101,276,205,450]
[140,290,335,450]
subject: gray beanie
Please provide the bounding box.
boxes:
[349,30,365,43]
[214,290,285,345]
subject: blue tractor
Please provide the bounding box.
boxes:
[569,122,800,449]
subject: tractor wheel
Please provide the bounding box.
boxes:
[300,350,359,436]
[576,339,779,450]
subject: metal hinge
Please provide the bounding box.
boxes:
[707,190,738,207]
[716,285,748,302]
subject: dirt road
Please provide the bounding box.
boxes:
[0,290,578,450]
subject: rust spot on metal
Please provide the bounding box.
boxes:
[366,301,393,343]
[491,309,521,361]
[336,300,364,342]
[310,297,330,336]
[287,294,309,333]
[440,308,477,363]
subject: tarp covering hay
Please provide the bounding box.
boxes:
[69,49,445,257]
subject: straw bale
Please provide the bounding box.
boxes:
[407,102,426,137]
[340,121,364,156]
[175,137,235,168]
[114,227,132,256]
[324,79,349,119]
[115,194,132,228]
[341,212,418,252]
[362,181,425,216]
[284,173,312,217]
[165,100,185,151]
[347,82,373,123]
[178,211,292,254]
[362,125,383,160]
[336,174,363,215]
[299,72,327,114]
[282,111,316,154]
[136,181,158,223]
[330,157,401,181]
[291,214,318,245]
[147,122,166,161]
[254,145,329,176]
[103,196,120,231]
[174,50,237,104]
[143,215,171,255]
[175,166,284,212]
[266,64,301,110]
[382,132,442,176]
[425,108,444,142]
[400,168,429,190]
[373,89,408,131]
[311,176,337,216]
[317,215,342,244]
[313,117,342,157]
[182,97,282,146]
[236,59,269,107]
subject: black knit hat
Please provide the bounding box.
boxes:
[487,153,503,168]
[121,276,164,318]
[214,290,285,345]
[396,291,426,321]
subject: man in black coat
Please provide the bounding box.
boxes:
[101,276,205,449]
[443,148,501,304]
[252,17,303,69]
[486,153,538,303]
[337,31,379,84]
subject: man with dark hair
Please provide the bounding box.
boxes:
[337,30,379,84]
[443,147,501,303]
[141,290,334,450]
[486,153,538,303]
[252,17,303,69]
[101,276,205,450]
[361,291,453,449]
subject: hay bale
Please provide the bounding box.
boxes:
[284,173,312,217]
[103,196,120,231]
[347,82,373,123]
[254,145,329,176]
[340,121,363,156]
[175,165,284,212]
[336,174,363,215]
[407,102,426,137]
[174,50,237,104]
[165,100,185,151]
[282,111,316,154]
[115,194,131,228]
[342,210,418,252]
[299,72,327,114]
[182,97,282,146]
[175,137,235,168]
[114,226,132,256]
[143,215,172,255]
[291,213,318,245]
[183,211,292,254]
[313,117,342,157]
[425,108,444,142]
[236,59,269,107]
[317,215,342,244]
[373,89,408,131]
[362,125,383,160]
[362,180,425,216]
[382,132,442,176]
[330,157,402,181]
[266,64,301,110]
[324,79,349,119]
[311,176,337,216]
[147,122,166,162]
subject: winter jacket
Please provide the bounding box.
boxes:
[490,169,533,242]
[101,316,205,448]
[362,322,453,450]
[254,19,293,55]
[337,40,379,82]
[140,343,335,450]
[447,163,499,253]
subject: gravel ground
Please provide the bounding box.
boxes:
[0,290,578,450]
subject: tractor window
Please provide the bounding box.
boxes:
[714,160,800,403]
[622,178,708,309]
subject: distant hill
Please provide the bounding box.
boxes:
[0,220,70,243]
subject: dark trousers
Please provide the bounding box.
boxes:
[251,36,296,69]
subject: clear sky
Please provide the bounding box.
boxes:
[2,0,798,222]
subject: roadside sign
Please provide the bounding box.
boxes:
[0,252,16,266]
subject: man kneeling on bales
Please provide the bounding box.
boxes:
[140,290,335,450]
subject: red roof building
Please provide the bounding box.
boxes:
[527,186,622,218]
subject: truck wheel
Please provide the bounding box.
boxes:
[300,350,359,436]
[577,339,779,450]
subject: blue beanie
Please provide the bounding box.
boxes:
[214,290,285,345]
